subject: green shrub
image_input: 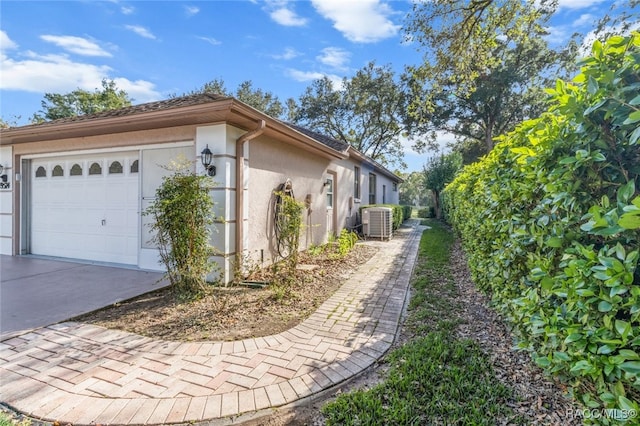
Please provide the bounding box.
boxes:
[417,207,435,218]
[443,32,640,417]
[335,228,358,257]
[145,156,217,301]
[271,190,305,298]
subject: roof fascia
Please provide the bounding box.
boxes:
[0,99,346,161]
[347,147,403,182]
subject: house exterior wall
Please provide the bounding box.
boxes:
[195,124,246,284]
[1,106,402,286]
[330,157,364,230]
[244,134,332,268]
[360,161,399,206]
[0,145,13,255]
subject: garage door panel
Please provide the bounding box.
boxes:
[31,153,139,265]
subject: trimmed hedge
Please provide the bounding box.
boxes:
[443,33,640,418]
[360,204,412,230]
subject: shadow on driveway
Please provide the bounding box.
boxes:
[0,255,166,340]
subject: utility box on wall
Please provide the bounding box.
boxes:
[362,207,393,240]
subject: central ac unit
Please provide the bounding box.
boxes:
[362,207,393,240]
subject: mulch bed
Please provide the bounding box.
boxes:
[450,239,582,425]
[73,244,378,342]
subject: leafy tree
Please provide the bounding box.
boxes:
[292,62,408,168]
[423,152,462,219]
[235,81,284,118]
[399,171,431,206]
[0,118,18,129]
[187,78,229,96]
[404,0,559,96]
[592,0,639,42]
[403,0,575,161]
[185,78,285,118]
[31,79,132,122]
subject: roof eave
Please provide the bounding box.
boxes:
[347,147,403,182]
[0,99,239,145]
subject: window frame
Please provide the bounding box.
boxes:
[368,173,377,205]
[354,166,361,200]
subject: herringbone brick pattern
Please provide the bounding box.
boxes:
[0,221,423,425]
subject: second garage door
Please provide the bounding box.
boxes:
[30,153,140,265]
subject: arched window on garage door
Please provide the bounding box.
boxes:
[109,161,123,174]
[70,164,83,176]
[52,165,64,177]
[89,162,102,175]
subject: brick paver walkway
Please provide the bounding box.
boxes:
[0,221,423,425]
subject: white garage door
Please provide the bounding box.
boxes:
[31,153,139,265]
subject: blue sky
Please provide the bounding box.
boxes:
[0,0,634,172]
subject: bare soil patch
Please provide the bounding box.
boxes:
[73,245,378,342]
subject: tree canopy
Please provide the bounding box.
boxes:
[423,152,462,218]
[31,79,132,123]
[402,0,577,162]
[292,62,408,168]
[184,78,285,118]
[399,171,431,206]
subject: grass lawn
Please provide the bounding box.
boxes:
[321,219,526,425]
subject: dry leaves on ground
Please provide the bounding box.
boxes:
[450,239,582,425]
[74,245,378,342]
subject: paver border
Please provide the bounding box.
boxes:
[0,221,424,425]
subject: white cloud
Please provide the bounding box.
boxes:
[0,51,160,103]
[557,0,607,10]
[573,13,596,27]
[270,6,308,26]
[185,5,200,16]
[317,47,350,70]
[121,6,135,15]
[271,47,299,60]
[311,0,401,43]
[197,36,222,46]
[286,68,343,88]
[112,77,160,103]
[0,30,18,51]
[40,35,112,57]
[125,25,156,39]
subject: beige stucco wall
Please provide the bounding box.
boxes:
[11,125,199,157]
[244,134,335,268]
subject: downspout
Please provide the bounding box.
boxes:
[235,120,266,263]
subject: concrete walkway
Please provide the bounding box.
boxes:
[0,221,424,425]
[1,255,165,340]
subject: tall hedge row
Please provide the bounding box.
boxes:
[443,32,640,418]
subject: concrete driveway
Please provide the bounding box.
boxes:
[0,255,166,340]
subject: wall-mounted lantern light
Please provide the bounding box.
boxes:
[200,145,216,177]
[0,164,9,189]
[323,178,331,188]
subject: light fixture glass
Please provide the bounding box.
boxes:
[200,145,216,176]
